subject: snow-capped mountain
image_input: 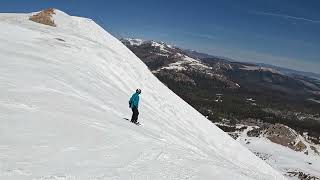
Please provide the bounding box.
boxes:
[121,38,320,96]
[0,9,286,179]
[121,38,320,179]
[121,38,240,88]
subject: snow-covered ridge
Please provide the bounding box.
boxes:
[0,9,285,179]
[123,38,214,72]
[122,38,241,89]
[240,65,283,75]
[123,38,145,46]
[123,37,172,47]
[122,37,175,53]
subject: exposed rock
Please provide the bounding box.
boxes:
[228,133,239,140]
[216,124,236,132]
[247,127,262,137]
[265,124,307,152]
[254,152,271,161]
[295,140,307,152]
[286,171,320,180]
[310,146,320,155]
[29,8,56,27]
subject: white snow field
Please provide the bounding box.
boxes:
[0,10,286,180]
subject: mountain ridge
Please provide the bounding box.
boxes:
[0,9,286,180]
[121,37,320,79]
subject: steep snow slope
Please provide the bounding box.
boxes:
[0,10,286,180]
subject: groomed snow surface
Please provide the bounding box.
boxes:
[0,10,286,180]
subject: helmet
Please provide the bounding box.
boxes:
[136,89,141,94]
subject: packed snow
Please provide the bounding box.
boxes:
[0,9,286,180]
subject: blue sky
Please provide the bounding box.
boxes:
[1,0,319,73]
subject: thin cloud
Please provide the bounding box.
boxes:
[193,33,216,41]
[252,11,320,24]
[182,31,216,41]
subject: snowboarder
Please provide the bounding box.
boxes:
[129,89,141,124]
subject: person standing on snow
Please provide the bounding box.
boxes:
[129,89,141,124]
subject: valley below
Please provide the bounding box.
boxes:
[122,38,320,179]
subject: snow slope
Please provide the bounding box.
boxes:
[235,126,320,179]
[0,9,286,180]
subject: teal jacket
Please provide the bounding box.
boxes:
[129,92,140,109]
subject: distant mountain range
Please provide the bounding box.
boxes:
[184,47,320,81]
[121,38,320,95]
[255,63,320,80]
[121,37,320,179]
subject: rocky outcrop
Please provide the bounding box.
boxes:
[265,124,307,152]
[247,123,307,152]
[29,8,56,27]
[286,171,320,180]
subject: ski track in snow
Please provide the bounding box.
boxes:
[0,10,286,180]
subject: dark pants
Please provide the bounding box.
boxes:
[131,106,139,123]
